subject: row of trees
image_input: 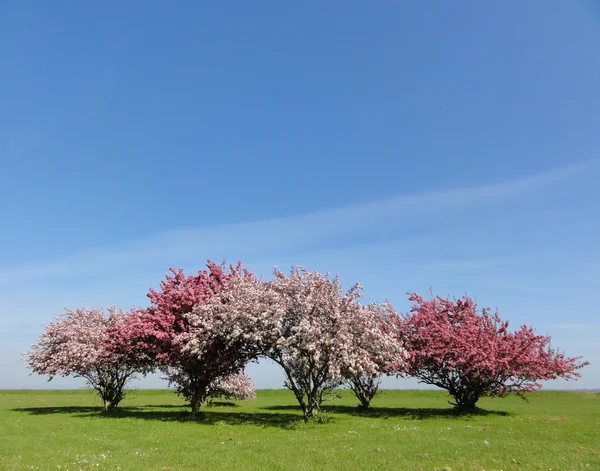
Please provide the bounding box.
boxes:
[25,260,589,421]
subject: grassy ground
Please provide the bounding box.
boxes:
[0,389,598,471]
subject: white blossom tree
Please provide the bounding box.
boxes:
[208,371,256,403]
[209,266,407,421]
[24,307,143,411]
[342,300,404,408]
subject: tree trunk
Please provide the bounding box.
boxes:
[354,383,376,408]
[190,394,200,416]
[190,384,208,416]
[303,393,321,422]
[303,403,318,422]
[99,389,121,412]
[455,402,478,412]
[296,394,320,422]
[450,390,480,412]
[357,395,372,409]
[349,373,380,409]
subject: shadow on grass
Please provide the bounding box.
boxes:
[207,401,239,408]
[108,402,241,409]
[134,401,240,408]
[263,404,511,419]
[12,406,302,428]
[13,402,510,427]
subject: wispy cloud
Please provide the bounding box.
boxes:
[0,161,595,287]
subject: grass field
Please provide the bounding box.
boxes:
[0,389,598,470]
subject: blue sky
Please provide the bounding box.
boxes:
[1,1,599,391]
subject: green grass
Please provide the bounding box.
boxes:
[1,389,598,470]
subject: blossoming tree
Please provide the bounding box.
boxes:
[25,307,143,411]
[239,267,407,421]
[398,292,590,411]
[106,260,259,415]
[208,371,256,403]
[343,302,405,408]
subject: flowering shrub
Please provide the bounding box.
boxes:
[343,301,405,408]
[106,260,257,414]
[209,372,256,402]
[223,266,408,420]
[26,261,589,419]
[25,307,143,411]
[398,292,590,410]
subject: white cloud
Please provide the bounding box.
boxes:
[0,160,594,288]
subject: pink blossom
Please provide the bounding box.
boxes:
[106,260,257,415]
[397,292,590,410]
[214,266,408,420]
[24,307,144,411]
[209,371,256,401]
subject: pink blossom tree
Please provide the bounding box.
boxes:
[242,267,407,421]
[24,307,143,411]
[175,274,280,412]
[208,371,256,403]
[106,260,258,415]
[343,302,405,408]
[398,292,590,411]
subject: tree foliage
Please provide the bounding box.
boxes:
[25,260,590,419]
[398,292,590,410]
[254,267,406,420]
[106,260,257,414]
[25,307,142,411]
[343,301,404,408]
[208,371,256,403]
